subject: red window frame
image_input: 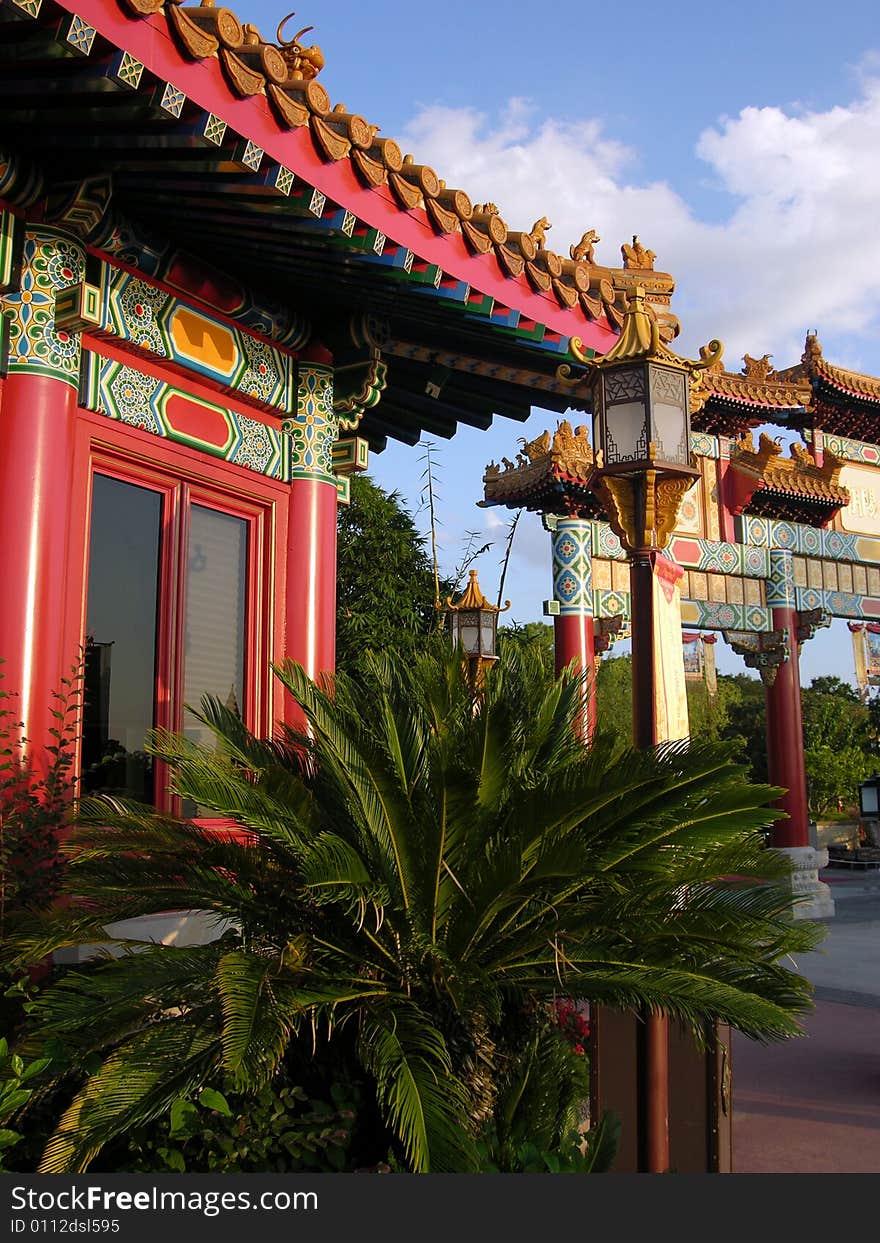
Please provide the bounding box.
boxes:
[69,402,290,817]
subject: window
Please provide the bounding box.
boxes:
[82,475,162,803]
[81,461,270,812]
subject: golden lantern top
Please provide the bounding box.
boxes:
[560,286,723,392]
[446,569,507,614]
[444,570,509,664]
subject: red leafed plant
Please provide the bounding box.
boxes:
[553,998,591,1056]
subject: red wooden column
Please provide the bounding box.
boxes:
[764,550,808,847]
[282,348,338,715]
[0,224,86,765]
[763,548,834,917]
[549,516,597,738]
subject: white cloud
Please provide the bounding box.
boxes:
[399,77,880,373]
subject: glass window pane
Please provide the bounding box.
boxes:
[82,474,161,802]
[182,506,247,815]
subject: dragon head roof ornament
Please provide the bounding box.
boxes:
[276,10,325,79]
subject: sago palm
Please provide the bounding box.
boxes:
[7,644,820,1173]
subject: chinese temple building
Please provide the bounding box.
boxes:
[7,0,880,1177]
[0,0,660,790]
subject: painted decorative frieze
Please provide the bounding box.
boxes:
[3,226,85,387]
[667,536,769,579]
[738,515,863,562]
[592,590,773,633]
[74,267,297,416]
[794,586,880,622]
[82,352,286,479]
[679,599,773,633]
[766,549,796,610]
[689,431,720,459]
[91,217,310,351]
[552,519,593,616]
[284,363,338,483]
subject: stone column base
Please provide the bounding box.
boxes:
[774,846,835,920]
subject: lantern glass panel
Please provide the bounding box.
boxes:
[459,624,480,655]
[649,366,689,464]
[604,401,648,464]
[601,366,648,465]
[591,385,604,463]
[480,615,496,657]
[860,779,879,816]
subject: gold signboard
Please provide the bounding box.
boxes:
[839,463,880,536]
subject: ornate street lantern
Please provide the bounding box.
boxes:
[859,773,880,818]
[445,570,508,677]
[559,286,722,554]
[555,287,725,1175]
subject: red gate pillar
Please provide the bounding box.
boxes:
[548,516,597,738]
[281,349,338,719]
[764,549,834,917]
[0,224,86,766]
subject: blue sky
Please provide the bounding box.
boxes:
[250,0,880,684]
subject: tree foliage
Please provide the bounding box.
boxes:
[5,644,818,1173]
[336,475,451,673]
[801,678,873,815]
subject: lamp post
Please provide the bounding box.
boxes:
[859,774,880,848]
[559,287,723,1173]
[445,569,508,685]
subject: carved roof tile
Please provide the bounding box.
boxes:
[482,421,602,517]
[729,432,850,508]
[110,0,671,339]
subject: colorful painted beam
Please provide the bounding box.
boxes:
[794,586,880,621]
[691,431,721,459]
[589,521,768,578]
[81,350,286,479]
[60,263,299,417]
[592,589,774,633]
[667,537,770,579]
[819,432,880,465]
[738,515,879,564]
[89,213,310,350]
[680,599,773,633]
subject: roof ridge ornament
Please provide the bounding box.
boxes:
[570,230,600,264]
[276,11,325,79]
[621,235,656,271]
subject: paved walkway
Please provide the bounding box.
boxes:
[733,871,880,1172]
